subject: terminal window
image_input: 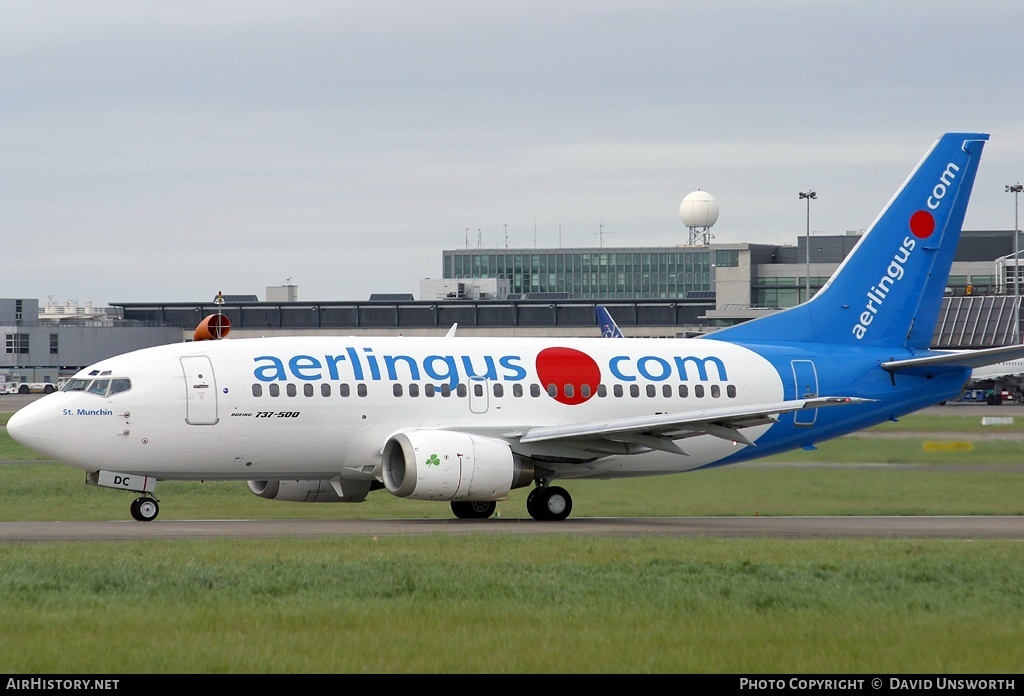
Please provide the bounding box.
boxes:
[5,334,28,354]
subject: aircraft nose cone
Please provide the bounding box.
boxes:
[6,406,60,458]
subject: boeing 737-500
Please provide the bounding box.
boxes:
[10,132,1024,522]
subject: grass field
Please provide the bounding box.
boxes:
[1,408,1023,673]
[2,536,1022,673]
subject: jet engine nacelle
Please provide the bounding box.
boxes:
[382,430,533,502]
[247,478,374,503]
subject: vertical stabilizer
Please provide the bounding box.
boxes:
[706,132,988,350]
[597,305,625,337]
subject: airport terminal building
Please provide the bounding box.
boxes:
[3,229,1021,384]
[0,298,182,386]
[115,228,1023,343]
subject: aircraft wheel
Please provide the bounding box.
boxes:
[527,486,572,521]
[526,488,541,519]
[130,497,159,522]
[451,500,496,519]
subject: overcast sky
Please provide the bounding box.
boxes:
[3,0,1023,307]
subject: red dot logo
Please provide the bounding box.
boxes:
[909,210,935,238]
[535,347,600,405]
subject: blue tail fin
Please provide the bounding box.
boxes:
[706,132,988,350]
[597,305,625,337]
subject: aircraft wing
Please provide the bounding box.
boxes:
[882,344,1024,374]
[971,364,1024,383]
[511,396,871,456]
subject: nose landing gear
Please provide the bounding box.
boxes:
[130,496,160,522]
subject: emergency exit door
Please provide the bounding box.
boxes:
[791,359,818,427]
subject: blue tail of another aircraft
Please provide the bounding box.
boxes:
[597,305,625,338]
[706,132,989,350]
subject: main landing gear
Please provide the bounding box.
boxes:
[130,496,160,522]
[448,483,574,521]
[526,484,572,521]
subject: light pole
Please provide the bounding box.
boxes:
[1007,182,1022,342]
[799,190,816,300]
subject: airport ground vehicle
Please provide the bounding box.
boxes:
[7,382,57,394]
[955,388,1023,404]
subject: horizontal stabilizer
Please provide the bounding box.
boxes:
[882,344,1024,374]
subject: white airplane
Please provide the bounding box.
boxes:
[10,132,1024,523]
[965,359,1024,403]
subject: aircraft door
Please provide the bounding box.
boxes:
[181,356,219,425]
[791,359,818,427]
[469,376,489,414]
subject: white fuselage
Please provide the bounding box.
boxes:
[11,335,785,482]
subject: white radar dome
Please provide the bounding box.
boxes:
[679,190,720,228]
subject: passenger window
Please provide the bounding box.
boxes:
[597,384,607,397]
[269,383,280,397]
[694,385,705,398]
[662,385,672,398]
[393,384,403,397]
[493,384,504,397]
[473,383,484,397]
[513,384,523,397]
[530,384,541,397]
[304,384,314,397]
[613,384,623,398]
[711,384,721,398]
[630,385,640,398]
[547,384,557,397]
[441,384,452,397]
[321,384,331,397]
[424,383,435,397]
[409,384,419,397]
[678,385,689,398]
[340,384,350,397]
[286,384,297,397]
[727,385,737,398]
[252,384,263,397]
[357,384,367,397]
[456,384,466,398]
[580,384,590,398]
[646,385,656,397]
[564,384,574,398]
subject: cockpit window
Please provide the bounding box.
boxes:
[62,377,132,396]
[87,379,110,397]
[108,378,132,396]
